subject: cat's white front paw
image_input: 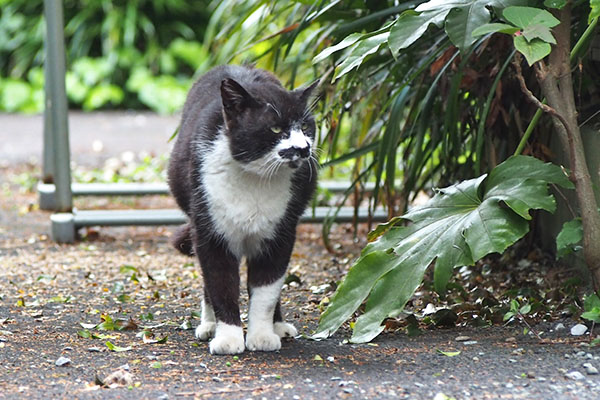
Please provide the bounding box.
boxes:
[274,321,298,338]
[209,323,245,355]
[246,331,281,352]
[195,322,216,341]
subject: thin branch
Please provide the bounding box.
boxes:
[512,55,577,182]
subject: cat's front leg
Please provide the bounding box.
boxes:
[196,238,245,355]
[246,243,296,352]
[246,276,285,351]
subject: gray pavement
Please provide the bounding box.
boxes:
[0,111,179,166]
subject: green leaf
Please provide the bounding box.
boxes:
[78,329,92,339]
[313,33,362,64]
[83,84,124,110]
[556,218,583,258]
[544,0,567,9]
[513,36,551,65]
[389,1,528,52]
[472,23,520,37]
[0,79,31,112]
[120,265,139,275]
[582,310,600,323]
[389,10,449,54]
[519,303,531,314]
[522,24,556,44]
[437,349,461,357]
[503,6,560,29]
[584,293,600,311]
[591,0,600,23]
[333,32,389,81]
[105,341,132,352]
[315,156,570,342]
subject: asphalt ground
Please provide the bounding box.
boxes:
[1,112,599,399]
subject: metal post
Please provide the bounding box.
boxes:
[42,60,54,184]
[43,0,72,213]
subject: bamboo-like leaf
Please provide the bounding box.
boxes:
[333,32,389,80]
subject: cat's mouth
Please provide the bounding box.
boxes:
[287,160,301,169]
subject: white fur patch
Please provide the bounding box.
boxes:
[281,128,310,150]
[209,322,245,355]
[195,298,216,341]
[201,134,293,258]
[274,321,298,338]
[246,277,284,352]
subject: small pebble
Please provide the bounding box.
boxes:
[526,371,535,379]
[327,356,335,362]
[455,336,471,342]
[87,347,102,353]
[505,337,517,343]
[472,357,479,362]
[505,383,514,389]
[55,357,71,367]
[342,388,354,394]
[583,363,599,375]
[565,371,585,380]
[331,377,342,381]
[555,323,565,331]
[571,324,588,336]
[462,340,478,345]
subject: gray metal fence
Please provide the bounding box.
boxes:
[40,0,388,243]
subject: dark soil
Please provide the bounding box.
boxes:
[1,113,600,399]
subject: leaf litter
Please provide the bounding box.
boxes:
[2,162,600,398]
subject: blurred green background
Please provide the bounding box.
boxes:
[0,0,212,114]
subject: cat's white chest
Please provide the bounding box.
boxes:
[200,135,293,258]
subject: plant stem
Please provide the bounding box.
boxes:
[513,17,598,157]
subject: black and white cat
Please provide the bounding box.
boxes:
[168,65,318,354]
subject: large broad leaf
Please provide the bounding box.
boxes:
[314,156,572,343]
[389,0,528,53]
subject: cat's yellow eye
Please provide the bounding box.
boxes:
[271,126,282,134]
[301,123,309,131]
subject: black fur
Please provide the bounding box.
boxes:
[168,65,318,329]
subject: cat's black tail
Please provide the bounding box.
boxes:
[171,223,194,256]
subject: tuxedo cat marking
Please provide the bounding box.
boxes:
[168,65,318,354]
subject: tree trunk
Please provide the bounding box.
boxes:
[537,6,600,290]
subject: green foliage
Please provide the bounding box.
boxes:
[581,293,600,323]
[472,6,560,65]
[556,218,583,259]
[0,0,210,113]
[590,0,600,22]
[314,156,572,342]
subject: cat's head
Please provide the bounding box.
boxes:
[220,77,319,174]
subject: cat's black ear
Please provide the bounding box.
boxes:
[297,80,320,104]
[221,78,258,112]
